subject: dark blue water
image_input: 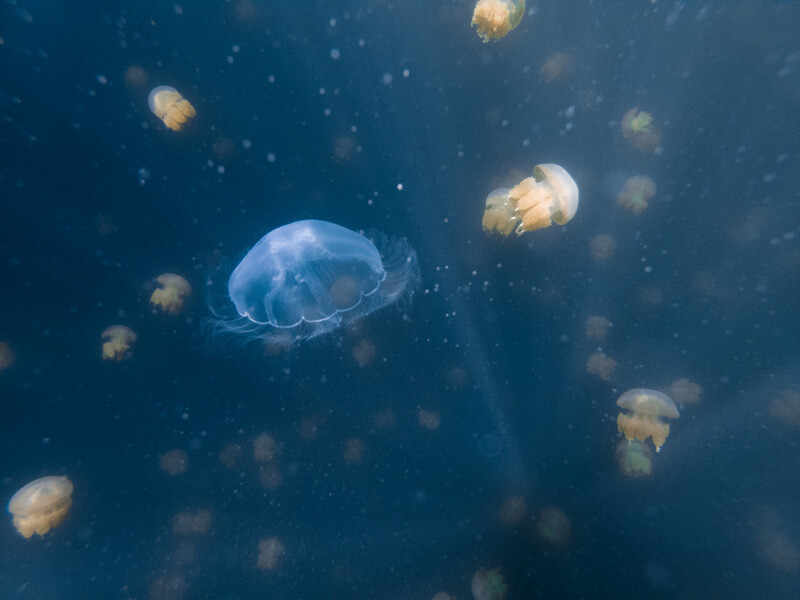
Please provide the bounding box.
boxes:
[1,2,798,599]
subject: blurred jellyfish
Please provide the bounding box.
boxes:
[498,495,527,526]
[253,433,278,462]
[481,188,516,236]
[150,273,192,315]
[585,316,611,342]
[668,378,703,405]
[586,351,617,382]
[589,233,616,261]
[431,593,456,600]
[212,220,420,347]
[769,389,800,427]
[219,442,242,468]
[618,176,656,214]
[616,389,679,452]
[159,449,188,475]
[172,509,212,535]
[352,338,377,367]
[124,65,148,89]
[536,507,570,545]
[621,108,660,151]
[333,136,358,162]
[471,567,508,600]
[101,325,137,361]
[259,463,283,490]
[755,509,800,574]
[8,476,73,538]
[148,86,196,131]
[343,438,365,464]
[471,0,525,43]
[0,341,15,371]
[148,573,187,600]
[539,52,575,82]
[417,408,441,431]
[615,439,653,477]
[257,536,285,571]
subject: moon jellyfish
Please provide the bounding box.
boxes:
[8,476,74,538]
[216,220,420,346]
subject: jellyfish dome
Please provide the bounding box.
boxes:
[220,220,420,345]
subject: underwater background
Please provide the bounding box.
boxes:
[1,1,799,599]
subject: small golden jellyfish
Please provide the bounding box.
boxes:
[668,378,703,405]
[0,341,15,371]
[101,325,137,361]
[8,476,73,538]
[539,52,575,83]
[536,507,570,545]
[508,163,579,234]
[471,0,525,43]
[481,188,516,236]
[257,536,285,571]
[616,388,679,452]
[615,439,652,478]
[253,433,278,462]
[585,316,611,342]
[617,176,656,215]
[150,273,192,315]
[586,351,617,382]
[769,389,800,427]
[621,108,661,151]
[417,407,441,431]
[148,86,196,131]
[172,509,212,535]
[589,233,616,261]
[159,449,188,475]
[498,495,527,526]
[471,567,509,600]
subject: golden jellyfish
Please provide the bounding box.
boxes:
[585,316,611,342]
[615,439,652,478]
[101,325,137,361]
[150,273,191,315]
[616,388,679,452]
[617,176,656,215]
[148,86,196,131]
[481,188,516,236]
[0,341,15,371]
[668,378,703,405]
[471,0,525,43]
[471,567,508,600]
[536,507,570,545]
[621,108,661,151]
[8,475,74,538]
[539,52,575,83]
[586,351,617,382]
[257,536,285,571]
[159,449,188,475]
[589,233,616,261]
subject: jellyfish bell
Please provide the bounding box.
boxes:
[471,567,509,600]
[509,163,579,234]
[150,273,192,315]
[471,0,526,43]
[148,85,196,131]
[618,176,656,215]
[211,219,420,348]
[101,325,137,361]
[621,108,661,151]
[616,388,679,452]
[8,475,74,538]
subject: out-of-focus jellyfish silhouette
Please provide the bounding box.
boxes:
[257,536,285,571]
[586,351,617,382]
[259,463,283,490]
[150,273,191,315]
[352,338,377,367]
[589,233,616,261]
[8,475,73,538]
[0,341,15,371]
[585,316,611,342]
[214,220,420,347]
[482,164,579,236]
[617,176,656,214]
[616,388,679,452]
[498,495,527,526]
[431,593,456,600]
[172,509,212,535]
[101,325,137,361]
[471,567,508,600]
[333,136,358,162]
[343,438,365,464]
[769,389,800,427]
[159,449,188,475]
[621,108,660,151]
[754,508,800,574]
[254,433,278,462]
[539,52,575,82]
[668,378,703,405]
[536,507,570,545]
[471,0,525,43]
[124,65,148,89]
[219,443,242,469]
[148,86,196,131]
[615,439,652,477]
[148,573,187,600]
[418,407,441,431]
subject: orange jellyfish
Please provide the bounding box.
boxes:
[257,536,285,571]
[101,325,137,361]
[253,433,278,462]
[539,52,575,83]
[586,351,617,382]
[508,164,579,234]
[471,567,508,600]
[617,176,656,215]
[417,407,441,431]
[481,188,517,236]
[621,108,660,151]
[0,341,15,372]
[8,475,74,538]
[150,273,192,315]
[616,388,679,452]
[585,316,611,342]
[148,86,196,131]
[668,378,703,405]
[471,0,525,43]
[159,449,188,475]
[615,439,652,477]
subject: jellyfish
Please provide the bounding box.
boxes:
[257,536,285,571]
[148,86,196,131]
[159,449,188,475]
[471,0,525,43]
[536,507,570,545]
[8,476,74,538]
[417,407,441,431]
[101,325,137,361]
[253,433,278,462]
[172,509,212,535]
[621,108,660,151]
[539,52,575,83]
[150,273,192,315]
[585,316,611,342]
[471,567,508,600]
[668,378,703,405]
[589,233,616,261]
[481,188,516,236]
[0,341,15,372]
[498,495,527,526]
[586,351,617,382]
[769,389,800,427]
[213,220,420,347]
[616,388,679,452]
[617,176,656,215]
[615,439,653,477]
